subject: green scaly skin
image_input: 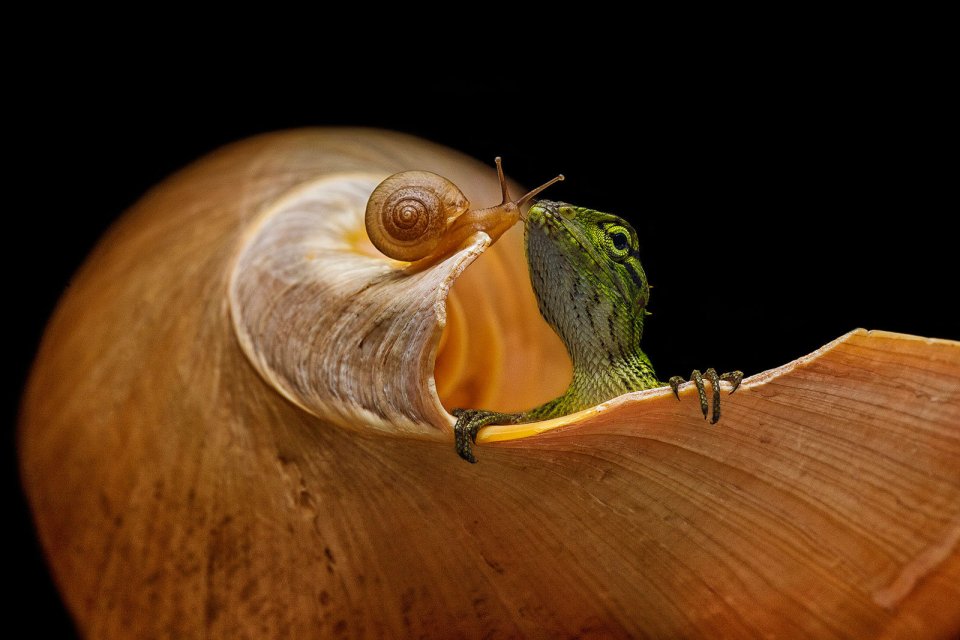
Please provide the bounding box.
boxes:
[453,200,742,463]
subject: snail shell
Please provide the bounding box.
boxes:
[19,129,960,637]
[365,170,469,261]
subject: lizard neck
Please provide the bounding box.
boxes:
[571,349,658,397]
[541,288,659,407]
[566,313,659,407]
[525,348,658,421]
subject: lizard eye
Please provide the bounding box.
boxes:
[604,225,632,259]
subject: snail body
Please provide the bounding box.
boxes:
[365,158,563,265]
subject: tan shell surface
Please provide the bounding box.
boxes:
[19,129,960,638]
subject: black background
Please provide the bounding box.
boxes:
[10,53,955,636]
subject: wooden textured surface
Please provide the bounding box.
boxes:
[19,130,960,638]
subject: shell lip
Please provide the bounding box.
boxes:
[476,328,874,445]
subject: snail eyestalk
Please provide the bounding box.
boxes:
[494,156,565,210]
[492,157,565,222]
[495,156,511,204]
[517,174,565,208]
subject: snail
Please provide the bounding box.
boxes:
[18,129,960,637]
[365,157,563,265]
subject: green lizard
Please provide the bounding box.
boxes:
[453,200,742,463]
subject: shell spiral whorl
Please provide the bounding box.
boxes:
[383,186,437,241]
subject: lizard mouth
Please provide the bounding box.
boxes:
[525,201,583,244]
[526,200,610,276]
[525,199,563,228]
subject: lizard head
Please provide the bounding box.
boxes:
[524,200,650,342]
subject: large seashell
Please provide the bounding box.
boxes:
[20,129,960,638]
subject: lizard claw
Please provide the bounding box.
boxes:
[668,375,684,400]
[721,370,743,394]
[668,368,743,424]
[452,409,521,463]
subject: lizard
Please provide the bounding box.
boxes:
[453,200,742,463]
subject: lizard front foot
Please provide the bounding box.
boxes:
[452,409,522,463]
[668,369,743,424]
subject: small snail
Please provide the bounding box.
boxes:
[365,157,564,264]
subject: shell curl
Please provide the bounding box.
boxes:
[19,129,960,638]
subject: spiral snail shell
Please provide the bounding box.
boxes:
[18,129,960,637]
[365,170,468,261]
[365,157,564,265]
